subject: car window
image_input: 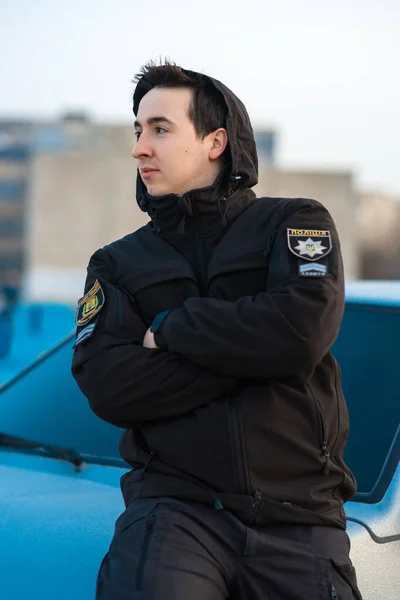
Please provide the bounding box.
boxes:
[333,302,400,502]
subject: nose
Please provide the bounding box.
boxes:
[132,133,153,160]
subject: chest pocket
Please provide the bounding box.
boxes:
[208,246,269,301]
[205,199,282,301]
[122,275,199,329]
[112,231,200,329]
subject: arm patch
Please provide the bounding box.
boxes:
[287,229,332,261]
[76,279,105,326]
[73,320,98,348]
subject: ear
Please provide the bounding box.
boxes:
[208,128,228,161]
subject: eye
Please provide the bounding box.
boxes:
[134,131,142,141]
[155,126,167,134]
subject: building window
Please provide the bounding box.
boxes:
[0,179,25,201]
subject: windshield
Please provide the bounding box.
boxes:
[0,330,125,466]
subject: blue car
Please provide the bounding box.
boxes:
[0,282,399,599]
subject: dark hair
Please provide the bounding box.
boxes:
[132,60,227,139]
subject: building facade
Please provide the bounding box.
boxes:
[357,192,400,279]
[0,118,362,302]
[0,120,32,297]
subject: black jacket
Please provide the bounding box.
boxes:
[72,70,356,528]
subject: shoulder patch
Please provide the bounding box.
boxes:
[299,262,327,277]
[73,321,98,348]
[287,228,332,261]
[76,279,105,326]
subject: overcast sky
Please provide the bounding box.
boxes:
[1,0,399,194]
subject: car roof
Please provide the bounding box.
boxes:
[345,280,400,307]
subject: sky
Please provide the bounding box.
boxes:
[1,0,399,195]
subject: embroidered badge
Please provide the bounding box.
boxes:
[73,321,98,347]
[287,229,332,261]
[299,262,327,277]
[76,279,105,326]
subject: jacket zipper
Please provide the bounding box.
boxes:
[307,383,331,475]
[308,382,348,519]
[113,286,124,328]
[191,211,208,296]
[330,361,349,508]
[229,398,262,522]
[136,514,156,591]
[228,397,251,495]
[319,413,331,476]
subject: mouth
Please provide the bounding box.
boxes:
[140,168,159,179]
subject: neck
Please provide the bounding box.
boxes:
[167,162,222,198]
[183,163,223,195]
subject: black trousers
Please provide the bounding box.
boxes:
[96,497,362,600]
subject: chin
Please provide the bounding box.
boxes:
[146,184,174,197]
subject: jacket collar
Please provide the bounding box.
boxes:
[138,169,256,239]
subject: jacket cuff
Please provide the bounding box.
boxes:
[150,310,173,349]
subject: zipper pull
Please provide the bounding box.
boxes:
[146,514,156,530]
[252,489,262,508]
[218,196,228,227]
[329,583,338,600]
[140,452,155,480]
[250,489,263,523]
[322,442,331,475]
[178,215,187,235]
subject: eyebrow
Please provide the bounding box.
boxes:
[134,116,175,129]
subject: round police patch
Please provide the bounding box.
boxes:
[76,279,105,326]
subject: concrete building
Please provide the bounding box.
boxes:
[357,192,400,279]
[0,120,32,297]
[25,122,147,302]
[254,130,277,165]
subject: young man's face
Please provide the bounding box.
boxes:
[132,87,225,197]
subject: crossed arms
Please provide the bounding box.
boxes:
[72,202,344,428]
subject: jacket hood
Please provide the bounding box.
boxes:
[132,68,258,213]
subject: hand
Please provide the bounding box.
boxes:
[143,327,158,349]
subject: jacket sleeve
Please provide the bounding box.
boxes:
[71,249,238,429]
[153,201,345,380]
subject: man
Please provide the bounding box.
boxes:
[72,62,362,599]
